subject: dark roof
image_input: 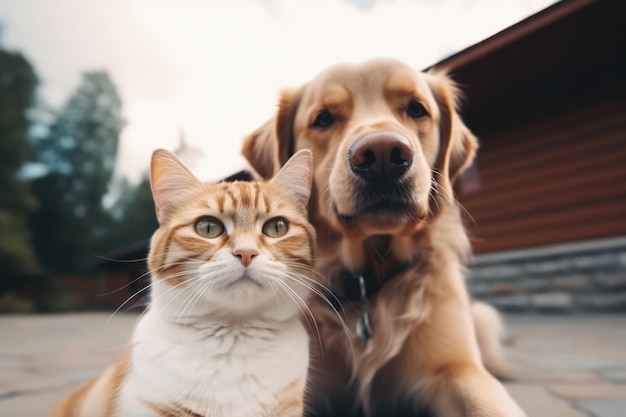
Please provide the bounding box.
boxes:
[428,0,626,136]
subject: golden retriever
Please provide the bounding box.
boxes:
[241,58,524,417]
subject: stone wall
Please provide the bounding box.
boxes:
[467,236,626,312]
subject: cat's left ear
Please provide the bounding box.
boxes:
[150,149,200,223]
[271,149,313,207]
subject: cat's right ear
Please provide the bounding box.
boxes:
[271,149,313,208]
[150,149,200,223]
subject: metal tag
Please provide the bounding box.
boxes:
[356,275,373,342]
[356,309,373,341]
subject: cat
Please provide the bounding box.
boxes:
[50,148,317,417]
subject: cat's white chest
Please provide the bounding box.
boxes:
[119,307,309,417]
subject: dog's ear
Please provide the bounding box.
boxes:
[241,88,302,179]
[241,119,278,179]
[427,69,478,202]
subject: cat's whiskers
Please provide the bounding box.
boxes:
[98,268,152,296]
[282,271,355,357]
[132,278,200,325]
[285,271,334,309]
[170,275,213,322]
[136,272,205,324]
[171,273,207,321]
[101,258,202,312]
[262,261,353,354]
[266,279,324,360]
[267,278,282,308]
[281,262,346,314]
[267,277,324,359]
[270,274,324,359]
[99,256,188,300]
[176,262,240,320]
[107,284,154,325]
[175,276,218,323]
[281,262,331,286]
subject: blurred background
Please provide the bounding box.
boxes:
[0,0,557,312]
[1,0,626,415]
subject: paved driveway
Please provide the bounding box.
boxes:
[1,313,625,416]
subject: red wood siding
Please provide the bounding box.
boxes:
[459,101,626,254]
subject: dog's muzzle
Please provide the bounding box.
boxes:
[348,130,413,183]
[347,130,416,215]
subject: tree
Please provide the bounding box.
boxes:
[99,133,200,256]
[0,44,38,277]
[30,71,123,273]
[101,174,158,252]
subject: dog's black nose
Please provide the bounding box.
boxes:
[348,131,413,182]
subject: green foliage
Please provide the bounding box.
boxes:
[0,292,35,314]
[0,46,38,276]
[121,175,158,239]
[0,43,157,312]
[37,288,82,313]
[103,174,158,251]
[0,212,36,273]
[30,71,123,274]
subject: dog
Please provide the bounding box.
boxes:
[241,58,525,417]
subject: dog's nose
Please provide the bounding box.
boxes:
[348,131,413,182]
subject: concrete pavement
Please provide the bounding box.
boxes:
[1,313,625,416]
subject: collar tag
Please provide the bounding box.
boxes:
[356,275,373,342]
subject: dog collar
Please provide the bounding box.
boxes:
[339,267,381,303]
[338,261,417,302]
[342,272,373,342]
[334,260,421,342]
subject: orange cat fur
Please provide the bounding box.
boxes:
[50,149,316,417]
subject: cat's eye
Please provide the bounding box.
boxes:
[195,217,225,238]
[262,217,289,238]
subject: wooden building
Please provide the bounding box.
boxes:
[83,0,624,311]
[438,0,626,310]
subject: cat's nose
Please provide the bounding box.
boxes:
[233,248,259,267]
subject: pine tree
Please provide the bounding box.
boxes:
[30,71,123,273]
[0,45,38,277]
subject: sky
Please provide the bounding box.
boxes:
[0,0,556,183]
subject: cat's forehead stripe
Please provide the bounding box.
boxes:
[224,187,237,210]
[216,186,225,213]
[253,182,261,208]
[236,182,252,207]
[263,190,271,213]
[199,181,307,223]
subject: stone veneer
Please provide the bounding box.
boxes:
[467,236,626,312]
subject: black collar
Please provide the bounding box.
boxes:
[327,259,422,342]
[334,258,422,304]
[339,267,386,303]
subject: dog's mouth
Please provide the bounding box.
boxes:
[332,183,427,237]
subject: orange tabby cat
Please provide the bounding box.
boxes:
[50,149,316,417]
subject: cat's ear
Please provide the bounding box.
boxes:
[150,149,200,223]
[271,149,313,207]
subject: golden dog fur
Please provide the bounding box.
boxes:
[242,59,524,417]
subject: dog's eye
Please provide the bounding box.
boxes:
[405,101,428,119]
[312,110,335,128]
